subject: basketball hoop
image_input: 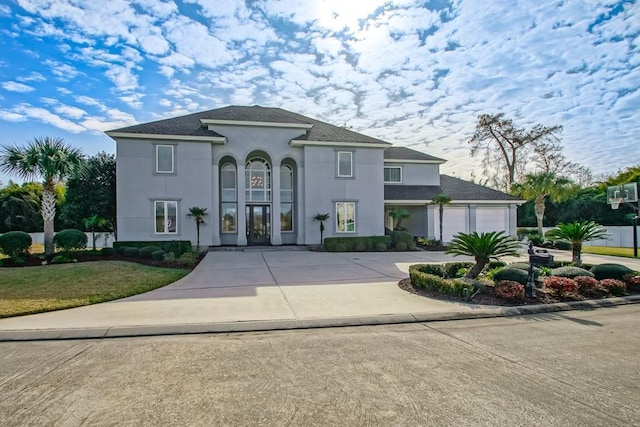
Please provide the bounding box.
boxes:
[610,198,624,210]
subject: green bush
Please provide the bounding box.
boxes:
[355,241,367,252]
[443,262,474,278]
[51,254,72,264]
[508,262,542,279]
[100,247,115,256]
[375,242,387,251]
[161,240,192,257]
[409,265,479,298]
[123,247,140,257]
[163,252,176,263]
[177,251,198,267]
[391,230,413,249]
[53,229,87,251]
[486,261,507,270]
[324,236,391,252]
[416,264,445,277]
[552,266,594,279]
[0,231,32,258]
[493,268,529,285]
[113,240,192,251]
[527,234,544,245]
[516,228,538,240]
[599,279,627,296]
[590,263,635,280]
[494,280,524,300]
[553,240,572,250]
[335,243,347,252]
[151,250,166,261]
[395,242,408,251]
[139,246,162,259]
[410,265,448,292]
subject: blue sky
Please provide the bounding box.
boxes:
[0,0,638,185]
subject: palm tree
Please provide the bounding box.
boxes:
[431,193,452,244]
[388,208,411,231]
[187,206,208,252]
[313,213,330,245]
[83,214,108,251]
[0,137,87,256]
[545,221,609,267]
[446,231,522,279]
[511,172,577,237]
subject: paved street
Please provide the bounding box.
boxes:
[1,304,639,426]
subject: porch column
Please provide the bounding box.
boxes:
[427,203,437,240]
[271,163,282,245]
[211,162,221,246]
[296,163,305,245]
[236,163,247,246]
[509,204,518,237]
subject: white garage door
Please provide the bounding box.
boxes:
[434,207,468,243]
[476,207,508,234]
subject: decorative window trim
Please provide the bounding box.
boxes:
[335,201,356,233]
[336,151,353,178]
[155,144,175,174]
[154,200,178,234]
[245,157,272,202]
[384,166,402,183]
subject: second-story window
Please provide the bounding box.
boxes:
[156,145,174,173]
[337,151,353,177]
[384,166,402,183]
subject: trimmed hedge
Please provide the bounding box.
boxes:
[324,236,391,252]
[100,247,115,256]
[114,240,192,251]
[390,230,413,249]
[590,263,635,280]
[53,229,87,251]
[123,247,140,257]
[151,250,166,261]
[0,231,32,258]
[443,262,474,278]
[493,268,529,285]
[508,262,542,279]
[409,264,479,298]
[552,266,594,279]
[139,246,162,258]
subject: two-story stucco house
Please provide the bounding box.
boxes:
[107,105,521,247]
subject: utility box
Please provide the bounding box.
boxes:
[530,249,554,266]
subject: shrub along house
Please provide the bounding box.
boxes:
[107,106,521,247]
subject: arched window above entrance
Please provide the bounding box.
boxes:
[245,158,271,202]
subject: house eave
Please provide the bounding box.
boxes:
[106,132,227,143]
[384,159,446,164]
[384,199,525,205]
[201,119,313,130]
[291,139,392,148]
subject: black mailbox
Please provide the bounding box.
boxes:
[530,249,554,266]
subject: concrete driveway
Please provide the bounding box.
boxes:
[1,248,639,339]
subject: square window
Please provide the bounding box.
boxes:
[337,151,353,177]
[156,145,174,173]
[336,202,356,233]
[384,166,402,183]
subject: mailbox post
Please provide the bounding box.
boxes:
[526,241,554,298]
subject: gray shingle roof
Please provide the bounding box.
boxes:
[384,146,445,162]
[385,175,522,202]
[110,105,389,145]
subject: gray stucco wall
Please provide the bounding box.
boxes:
[385,162,440,185]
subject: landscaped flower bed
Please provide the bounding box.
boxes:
[401,261,640,306]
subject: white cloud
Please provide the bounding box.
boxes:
[5,103,86,133]
[2,81,36,92]
[54,104,87,119]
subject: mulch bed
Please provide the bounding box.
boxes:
[398,278,598,306]
[1,252,206,270]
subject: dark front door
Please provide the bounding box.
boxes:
[246,205,270,245]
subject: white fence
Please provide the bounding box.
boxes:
[539,226,639,248]
[25,232,115,248]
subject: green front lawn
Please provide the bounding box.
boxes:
[582,246,638,258]
[0,261,188,318]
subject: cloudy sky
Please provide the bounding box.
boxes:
[0,0,638,185]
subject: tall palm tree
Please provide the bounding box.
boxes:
[511,172,578,237]
[0,137,87,256]
[313,213,330,245]
[545,221,609,267]
[446,231,521,279]
[187,206,208,252]
[431,193,452,244]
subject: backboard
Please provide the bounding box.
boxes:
[607,182,638,209]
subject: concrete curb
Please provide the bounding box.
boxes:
[1,295,639,342]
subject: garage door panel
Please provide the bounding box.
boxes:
[434,207,468,242]
[476,207,508,234]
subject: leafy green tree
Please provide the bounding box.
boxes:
[431,193,452,243]
[0,181,43,232]
[313,213,330,245]
[59,152,116,234]
[545,221,609,267]
[83,214,109,251]
[511,172,578,237]
[187,206,208,252]
[0,137,87,256]
[388,208,411,231]
[446,231,522,279]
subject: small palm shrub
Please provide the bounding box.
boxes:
[552,266,594,279]
[574,276,598,295]
[544,276,579,297]
[493,268,529,285]
[53,229,88,252]
[494,281,524,300]
[599,279,627,297]
[590,263,634,280]
[445,231,521,279]
[0,231,32,258]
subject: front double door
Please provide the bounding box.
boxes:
[246,205,271,245]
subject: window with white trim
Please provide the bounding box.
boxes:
[155,201,178,234]
[156,145,174,173]
[384,166,402,183]
[337,151,353,177]
[280,165,294,232]
[335,202,356,233]
[221,163,237,233]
